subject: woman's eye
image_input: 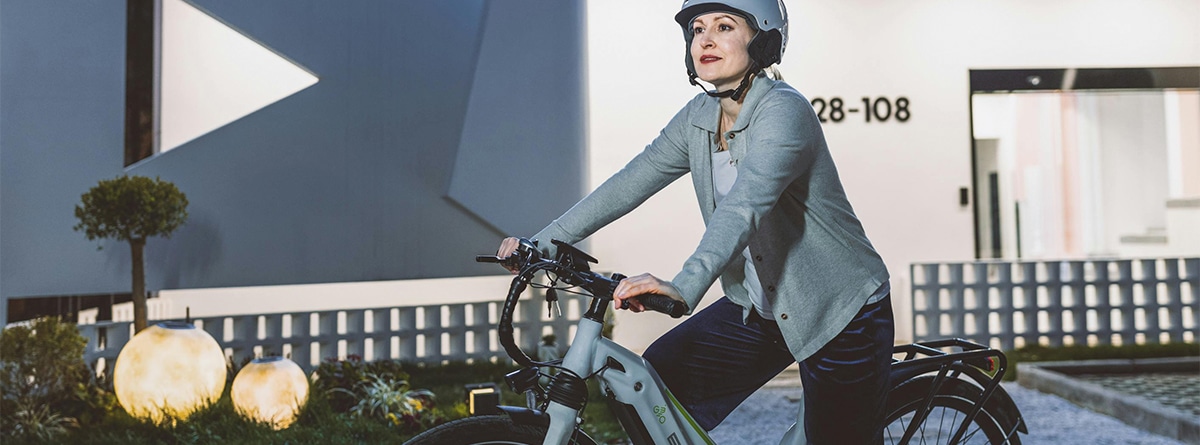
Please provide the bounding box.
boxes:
[692,27,704,35]
[718,24,733,31]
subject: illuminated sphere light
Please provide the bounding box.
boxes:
[231,356,310,430]
[113,321,227,423]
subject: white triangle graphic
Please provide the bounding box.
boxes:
[160,0,318,153]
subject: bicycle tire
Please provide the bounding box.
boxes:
[404,415,597,445]
[884,377,1020,445]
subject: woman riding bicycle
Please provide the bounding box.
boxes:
[498,1,894,443]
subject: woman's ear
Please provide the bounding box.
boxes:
[748,29,784,67]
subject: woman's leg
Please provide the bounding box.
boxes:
[799,295,895,445]
[642,297,796,431]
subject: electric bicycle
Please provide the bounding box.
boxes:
[405,240,1026,444]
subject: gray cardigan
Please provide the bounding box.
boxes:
[532,75,889,363]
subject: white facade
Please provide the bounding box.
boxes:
[583,0,1200,349]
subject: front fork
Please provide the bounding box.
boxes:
[542,318,604,445]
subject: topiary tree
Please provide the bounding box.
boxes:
[74,175,188,332]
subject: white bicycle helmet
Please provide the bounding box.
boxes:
[675,0,788,100]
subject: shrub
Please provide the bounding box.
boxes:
[0,317,89,440]
[66,371,121,426]
[311,355,410,412]
[339,372,442,433]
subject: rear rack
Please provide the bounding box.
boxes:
[893,338,1002,374]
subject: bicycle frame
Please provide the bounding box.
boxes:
[543,316,714,445]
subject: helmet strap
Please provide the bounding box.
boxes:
[689,61,760,101]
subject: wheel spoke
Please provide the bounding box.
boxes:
[884,389,1010,445]
[937,405,947,444]
[949,406,961,444]
[960,424,982,444]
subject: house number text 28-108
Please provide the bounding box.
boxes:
[809,97,910,123]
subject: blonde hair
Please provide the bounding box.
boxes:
[765,65,784,81]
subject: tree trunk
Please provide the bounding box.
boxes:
[131,238,148,333]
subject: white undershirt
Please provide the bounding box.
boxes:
[711,150,773,318]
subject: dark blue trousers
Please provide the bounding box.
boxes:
[643,295,894,445]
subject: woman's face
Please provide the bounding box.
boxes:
[690,12,756,91]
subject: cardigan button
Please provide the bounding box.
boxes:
[754,255,763,262]
[780,313,788,320]
[767,285,776,292]
[727,133,735,140]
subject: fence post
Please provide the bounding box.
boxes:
[231,315,258,364]
[1068,261,1087,345]
[471,302,492,361]
[423,306,442,362]
[1044,261,1063,347]
[345,309,366,360]
[947,263,964,338]
[397,307,418,362]
[1115,260,1136,345]
[370,308,393,361]
[317,311,338,362]
[289,313,313,368]
[445,304,467,362]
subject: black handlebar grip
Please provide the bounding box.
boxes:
[624,294,687,318]
[476,255,503,263]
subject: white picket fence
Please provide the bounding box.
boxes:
[911,257,1199,350]
[78,292,585,372]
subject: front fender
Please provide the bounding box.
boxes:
[496,405,549,428]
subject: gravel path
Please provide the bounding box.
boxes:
[706,382,1189,445]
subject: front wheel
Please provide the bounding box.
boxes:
[404,415,597,445]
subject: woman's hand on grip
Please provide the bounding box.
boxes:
[495,237,523,274]
[613,273,684,313]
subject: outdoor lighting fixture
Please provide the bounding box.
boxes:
[465,382,500,416]
[231,356,310,430]
[113,321,227,423]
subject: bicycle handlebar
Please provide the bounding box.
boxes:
[477,239,686,367]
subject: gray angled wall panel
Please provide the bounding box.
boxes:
[0,0,130,307]
[0,0,587,321]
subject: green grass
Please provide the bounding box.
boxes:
[1002,341,1199,381]
[8,386,415,445]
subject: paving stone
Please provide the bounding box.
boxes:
[1075,373,1200,417]
[707,382,1189,444]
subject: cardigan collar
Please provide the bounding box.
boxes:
[688,73,778,134]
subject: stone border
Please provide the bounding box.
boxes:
[1017,357,1199,444]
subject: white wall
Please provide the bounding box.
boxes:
[1098,93,1170,250]
[585,0,1200,350]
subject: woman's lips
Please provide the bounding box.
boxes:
[700,55,721,64]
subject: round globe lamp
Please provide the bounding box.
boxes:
[231,356,309,429]
[113,321,227,423]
